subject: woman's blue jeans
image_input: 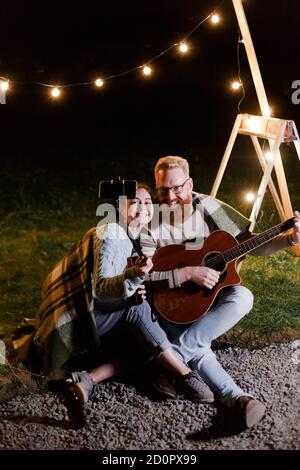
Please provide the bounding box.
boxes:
[94,300,171,358]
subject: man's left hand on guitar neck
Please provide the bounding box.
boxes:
[245,210,300,256]
[289,210,300,246]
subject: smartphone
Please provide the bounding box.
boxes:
[99,179,137,200]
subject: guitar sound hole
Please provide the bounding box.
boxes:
[203,252,226,273]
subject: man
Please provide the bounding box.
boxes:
[140,155,300,428]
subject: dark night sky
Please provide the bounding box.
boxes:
[0,0,300,182]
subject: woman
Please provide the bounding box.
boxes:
[14,184,213,404]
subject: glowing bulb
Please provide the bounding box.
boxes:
[51,87,61,98]
[179,42,189,53]
[231,81,242,90]
[211,14,220,24]
[0,81,9,91]
[95,78,104,87]
[264,107,272,117]
[264,152,273,161]
[245,192,255,202]
[143,65,152,76]
[246,116,260,131]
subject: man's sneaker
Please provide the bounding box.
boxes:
[71,371,95,404]
[234,396,266,428]
[152,374,177,399]
[175,371,214,404]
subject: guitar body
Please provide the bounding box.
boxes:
[152,230,241,324]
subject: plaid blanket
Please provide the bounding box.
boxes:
[192,192,250,236]
[13,228,100,374]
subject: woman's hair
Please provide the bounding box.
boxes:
[136,182,154,198]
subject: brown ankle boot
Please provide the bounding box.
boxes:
[234,396,266,428]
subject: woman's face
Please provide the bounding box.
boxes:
[127,187,153,226]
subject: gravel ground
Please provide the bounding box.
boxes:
[0,342,299,450]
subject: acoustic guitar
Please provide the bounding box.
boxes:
[151,217,295,324]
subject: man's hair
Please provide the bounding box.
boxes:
[154,156,190,180]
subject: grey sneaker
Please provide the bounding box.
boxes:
[71,371,95,403]
[175,371,214,404]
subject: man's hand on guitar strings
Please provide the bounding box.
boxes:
[292,211,300,244]
[188,266,221,290]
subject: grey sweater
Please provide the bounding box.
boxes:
[93,223,143,311]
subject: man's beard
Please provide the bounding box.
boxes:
[160,193,193,226]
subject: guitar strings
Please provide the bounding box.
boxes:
[201,218,290,269]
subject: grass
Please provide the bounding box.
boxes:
[0,166,299,347]
[0,170,99,338]
[229,250,300,345]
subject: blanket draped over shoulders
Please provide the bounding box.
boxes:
[13,228,100,374]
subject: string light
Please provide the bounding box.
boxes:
[179,42,189,53]
[95,78,104,87]
[0,81,9,91]
[245,192,255,202]
[211,14,220,24]
[51,87,61,98]
[143,65,152,76]
[0,3,233,103]
[231,81,242,91]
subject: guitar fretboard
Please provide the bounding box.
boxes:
[222,218,294,262]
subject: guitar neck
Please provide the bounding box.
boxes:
[222,217,294,263]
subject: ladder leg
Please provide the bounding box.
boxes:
[210,115,242,198]
[251,135,285,220]
[249,122,287,231]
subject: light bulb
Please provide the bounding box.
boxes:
[211,14,220,24]
[231,81,242,90]
[264,152,273,161]
[245,192,255,202]
[95,78,104,87]
[143,65,152,76]
[179,42,189,53]
[264,107,272,117]
[0,81,9,91]
[246,116,261,131]
[51,87,61,98]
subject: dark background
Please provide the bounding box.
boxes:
[0,0,299,200]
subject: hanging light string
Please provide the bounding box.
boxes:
[0,2,224,95]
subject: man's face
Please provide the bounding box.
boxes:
[155,167,193,207]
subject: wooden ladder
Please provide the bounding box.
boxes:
[211,113,300,256]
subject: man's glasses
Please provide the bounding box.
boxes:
[157,178,190,196]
